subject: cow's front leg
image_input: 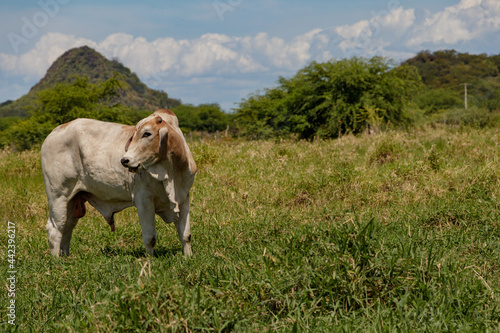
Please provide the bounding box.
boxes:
[176,200,192,257]
[135,197,157,256]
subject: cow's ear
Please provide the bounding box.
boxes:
[158,126,169,158]
[125,136,133,152]
[145,125,170,181]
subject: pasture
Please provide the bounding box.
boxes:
[1,124,500,332]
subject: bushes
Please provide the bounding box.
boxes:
[172,103,230,133]
[235,57,423,140]
[233,51,500,140]
[430,107,500,128]
[416,88,462,114]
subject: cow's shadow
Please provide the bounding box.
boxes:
[101,245,179,258]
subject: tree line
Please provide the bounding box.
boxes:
[0,77,230,150]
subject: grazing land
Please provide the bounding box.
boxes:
[1,124,500,332]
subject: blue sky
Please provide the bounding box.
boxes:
[1,0,499,110]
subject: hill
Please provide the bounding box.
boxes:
[404,50,500,89]
[403,50,500,112]
[0,46,180,117]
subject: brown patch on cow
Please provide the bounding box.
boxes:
[157,121,196,175]
[154,110,179,127]
[122,125,135,134]
[73,192,87,218]
[59,120,75,130]
[155,108,176,116]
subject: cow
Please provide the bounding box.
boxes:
[40,109,197,257]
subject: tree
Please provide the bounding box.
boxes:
[235,57,422,139]
[33,75,121,124]
[172,103,229,133]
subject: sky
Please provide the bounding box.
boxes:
[1,0,500,111]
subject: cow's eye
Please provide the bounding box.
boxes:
[142,132,152,138]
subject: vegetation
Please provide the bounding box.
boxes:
[405,50,500,113]
[172,103,231,133]
[234,57,422,140]
[1,124,500,331]
[233,50,500,140]
[0,77,233,150]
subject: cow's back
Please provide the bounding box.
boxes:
[41,119,135,201]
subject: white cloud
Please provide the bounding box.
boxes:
[335,20,370,40]
[4,0,498,88]
[334,7,415,58]
[332,0,500,58]
[406,0,500,47]
[0,33,94,78]
[0,28,331,83]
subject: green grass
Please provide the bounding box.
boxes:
[1,124,500,332]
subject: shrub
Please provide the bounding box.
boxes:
[235,57,422,140]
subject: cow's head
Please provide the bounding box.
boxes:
[121,110,197,180]
[121,115,166,172]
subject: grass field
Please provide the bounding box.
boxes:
[1,124,500,332]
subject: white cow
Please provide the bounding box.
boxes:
[40,109,197,256]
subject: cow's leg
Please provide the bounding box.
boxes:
[47,214,63,256]
[46,195,67,255]
[59,215,79,256]
[136,198,157,256]
[60,194,85,256]
[175,200,192,257]
[46,194,83,256]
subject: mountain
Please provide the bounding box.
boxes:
[0,46,180,117]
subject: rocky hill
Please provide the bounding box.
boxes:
[0,46,180,117]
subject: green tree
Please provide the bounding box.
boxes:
[235,57,422,139]
[173,103,229,133]
[34,75,121,124]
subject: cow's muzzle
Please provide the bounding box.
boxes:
[121,158,140,173]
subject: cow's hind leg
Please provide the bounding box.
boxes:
[46,193,85,256]
[47,214,63,256]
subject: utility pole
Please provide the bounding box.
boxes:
[460,83,468,110]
